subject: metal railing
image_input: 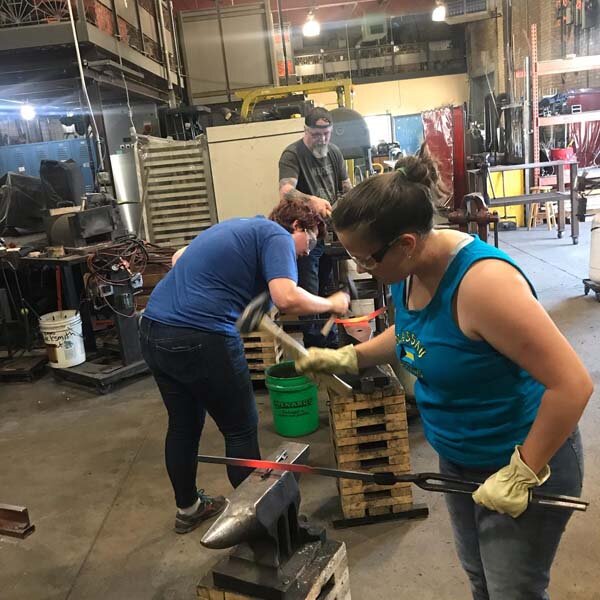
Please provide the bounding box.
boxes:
[0,0,71,28]
[293,42,464,83]
[0,0,166,68]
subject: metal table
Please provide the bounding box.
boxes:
[19,254,97,352]
[468,160,581,244]
[18,252,148,393]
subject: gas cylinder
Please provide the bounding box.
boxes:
[589,213,600,284]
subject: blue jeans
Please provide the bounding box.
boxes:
[297,239,337,348]
[139,317,260,509]
[441,428,583,600]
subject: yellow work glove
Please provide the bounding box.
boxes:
[295,345,359,376]
[472,446,551,518]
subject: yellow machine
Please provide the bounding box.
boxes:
[488,171,526,227]
[237,79,353,120]
[236,79,355,184]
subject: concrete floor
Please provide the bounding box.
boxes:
[2,224,599,600]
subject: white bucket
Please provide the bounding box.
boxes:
[39,310,86,368]
[589,213,600,284]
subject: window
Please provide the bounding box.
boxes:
[364,114,393,146]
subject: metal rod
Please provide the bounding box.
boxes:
[276,0,289,86]
[155,0,175,106]
[215,0,232,102]
[523,56,531,195]
[197,455,589,512]
[169,0,184,91]
[345,23,352,80]
[133,0,146,56]
[67,0,105,171]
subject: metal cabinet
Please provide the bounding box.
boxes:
[0,139,97,192]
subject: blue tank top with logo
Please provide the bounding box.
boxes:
[390,236,545,469]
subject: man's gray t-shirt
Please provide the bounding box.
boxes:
[279,140,348,204]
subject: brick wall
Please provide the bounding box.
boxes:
[512,0,600,94]
[468,0,600,96]
[466,14,505,93]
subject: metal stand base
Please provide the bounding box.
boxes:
[332,503,429,529]
[583,279,600,302]
[0,355,47,382]
[51,354,149,393]
[201,539,349,600]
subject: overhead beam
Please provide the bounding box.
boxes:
[516,55,600,78]
[173,0,436,25]
[538,55,600,76]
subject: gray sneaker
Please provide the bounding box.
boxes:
[174,489,226,534]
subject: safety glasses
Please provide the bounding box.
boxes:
[306,126,332,141]
[347,233,404,270]
[305,229,318,253]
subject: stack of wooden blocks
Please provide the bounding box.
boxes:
[241,332,283,383]
[328,365,413,520]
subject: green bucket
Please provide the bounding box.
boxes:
[265,361,319,437]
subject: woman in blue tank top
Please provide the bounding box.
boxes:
[296,147,592,599]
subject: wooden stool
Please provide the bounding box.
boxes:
[529,186,557,231]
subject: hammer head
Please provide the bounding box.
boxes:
[344,276,358,301]
[236,292,271,334]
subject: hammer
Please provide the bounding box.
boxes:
[320,277,358,337]
[236,293,352,397]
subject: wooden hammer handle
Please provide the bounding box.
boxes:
[320,315,337,337]
[258,317,352,396]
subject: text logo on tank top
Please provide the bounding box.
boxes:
[396,330,426,379]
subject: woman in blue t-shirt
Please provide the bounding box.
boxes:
[296,148,592,599]
[140,198,350,535]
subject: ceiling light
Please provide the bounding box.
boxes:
[20,104,36,120]
[303,12,320,37]
[432,2,447,21]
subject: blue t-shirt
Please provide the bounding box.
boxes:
[144,217,297,336]
[391,236,545,469]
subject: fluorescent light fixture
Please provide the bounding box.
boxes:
[303,12,320,37]
[432,3,447,21]
[20,104,36,120]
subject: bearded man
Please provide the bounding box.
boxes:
[278,107,352,348]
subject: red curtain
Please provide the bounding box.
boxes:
[422,107,454,207]
[571,122,600,168]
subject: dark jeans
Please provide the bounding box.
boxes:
[441,428,583,600]
[139,317,260,509]
[297,239,337,348]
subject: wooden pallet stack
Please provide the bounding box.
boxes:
[328,365,413,520]
[241,331,283,383]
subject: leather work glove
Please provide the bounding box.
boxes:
[295,345,359,376]
[472,446,551,518]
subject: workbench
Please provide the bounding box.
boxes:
[19,254,96,352]
[469,160,581,244]
[10,250,148,393]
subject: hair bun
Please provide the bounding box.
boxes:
[396,158,430,185]
[393,144,449,205]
